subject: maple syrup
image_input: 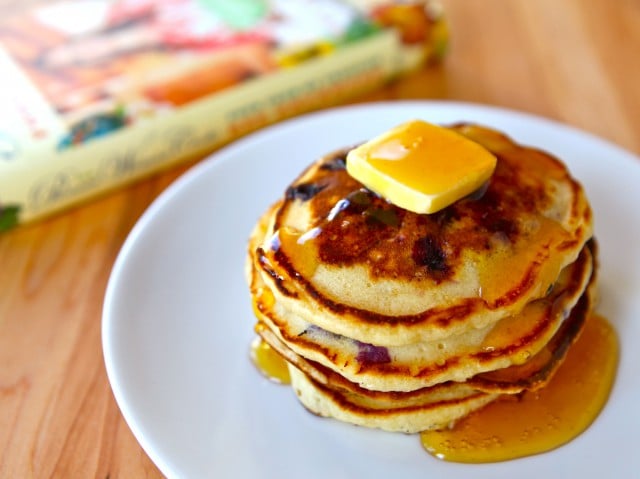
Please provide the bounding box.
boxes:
[420,314,618,463]
[250,337,291,385]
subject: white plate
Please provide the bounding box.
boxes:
[102,101,640,479]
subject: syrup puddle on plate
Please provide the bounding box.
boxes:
[420,314,618,463]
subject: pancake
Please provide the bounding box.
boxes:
[246,122,596,433]
[288,366,498,433]
[251,244,593,392]
[250,124,592,347]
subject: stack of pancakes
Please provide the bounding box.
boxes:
[246,123,595,433]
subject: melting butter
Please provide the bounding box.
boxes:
[346,120,497,214]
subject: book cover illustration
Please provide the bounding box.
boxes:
[0,0,447,229]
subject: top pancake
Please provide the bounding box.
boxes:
[251,124,593,346]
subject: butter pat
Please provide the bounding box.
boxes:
[346,120,497,214]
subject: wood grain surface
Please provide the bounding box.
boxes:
[1,1,639,477]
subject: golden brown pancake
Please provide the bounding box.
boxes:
[246,123,595,432]
[251,245,593,392]
[250,124,592,346]
[253,268,594,433]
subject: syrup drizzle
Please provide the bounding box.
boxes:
[250,337,291,385]
[420,314,618,463]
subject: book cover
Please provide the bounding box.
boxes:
[0,0,447,231]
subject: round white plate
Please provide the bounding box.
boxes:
[103,101,640,478]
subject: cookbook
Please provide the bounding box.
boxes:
[0,0,447,230]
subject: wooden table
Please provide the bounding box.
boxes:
[1,1,639,477]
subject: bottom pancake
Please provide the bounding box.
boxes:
[289,366,498,433]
